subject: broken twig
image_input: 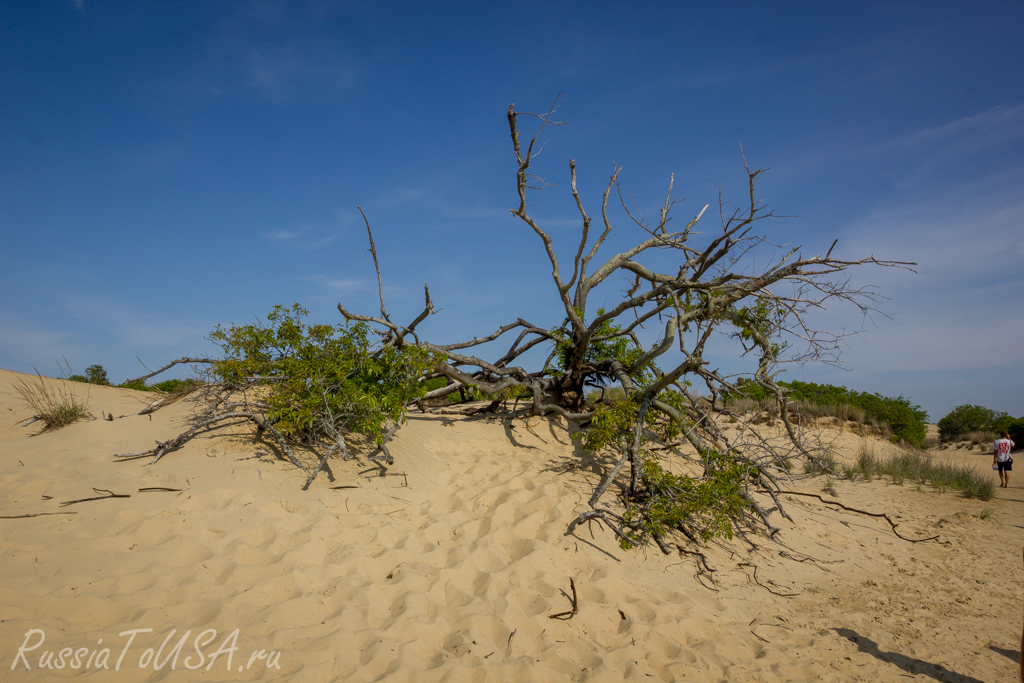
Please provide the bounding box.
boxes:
[549,578,579,619]
[0,512,78,519]
[59,488,130,508]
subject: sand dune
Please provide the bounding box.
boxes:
[0,368,1019,681]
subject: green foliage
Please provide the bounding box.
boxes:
[619,453,748,548]
[575,398,745,549]
[732,379,928,446]
[67,374,88,383]
[1007,418,1024,446]
[725,298,790,359]
[84,364,111,386]
[118,378,201,393]
[938,404,1011,443]
[208,304,436,445]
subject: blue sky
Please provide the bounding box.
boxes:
[1,1,1021,421]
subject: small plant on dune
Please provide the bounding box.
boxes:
[822,476,837,496]
[84,364,111,386]
[804,452,839,476]
[14,366,91,431]
[974,508,997,522]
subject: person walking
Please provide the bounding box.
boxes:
[994,431,1015,488]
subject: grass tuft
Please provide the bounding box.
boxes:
[851,441,994,501]
[14,368,91,432]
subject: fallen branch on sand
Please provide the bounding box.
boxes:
[0,512,79,519]
[777,490,939,543]
[549,577,579,619]
[740,563,799,597]
[59,488,130,507]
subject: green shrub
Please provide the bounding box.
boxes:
[1006,418,1024,446]
[938,404,1010,443]
[84,364,111,386]
[209,304,436,444]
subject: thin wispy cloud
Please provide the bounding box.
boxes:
[267,230,301,240]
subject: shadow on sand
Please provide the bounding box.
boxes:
[835,628,987,683]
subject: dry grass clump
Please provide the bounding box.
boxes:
[966,430,999,447]
[14,369,91,431]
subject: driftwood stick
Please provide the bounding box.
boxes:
[124,357,213,386]
[549,578,579,619]
[59,488,130,507]
[134,398,167,416]
[138,487,183,492]
[113,412,255,463]
[778,490,939,543]
[1,512,78,519]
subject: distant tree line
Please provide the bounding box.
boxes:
[66,364,194,393]
[937,404,1024,444]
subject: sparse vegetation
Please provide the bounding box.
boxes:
[14,368,91,431]
[729,379,927,446]
[974,508,997,522]
[803,452,839,475]
[850,442,993,501]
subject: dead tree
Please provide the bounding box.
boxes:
[116,100,914,545]
[337,99,915,545]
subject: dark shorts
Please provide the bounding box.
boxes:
[998,460,1012,472]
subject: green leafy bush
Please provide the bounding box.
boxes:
[208,304,436,445]
[937,404,1010,443]
[84,364,111,386]
[1008,418,1024,446]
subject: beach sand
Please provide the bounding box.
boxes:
[0,368,1019,682]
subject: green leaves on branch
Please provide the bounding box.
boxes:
[620,453,747,549]
[208,304,436,445]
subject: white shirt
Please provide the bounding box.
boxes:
[995,438,1015,462]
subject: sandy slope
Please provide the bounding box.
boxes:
[0,368,1020,682]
